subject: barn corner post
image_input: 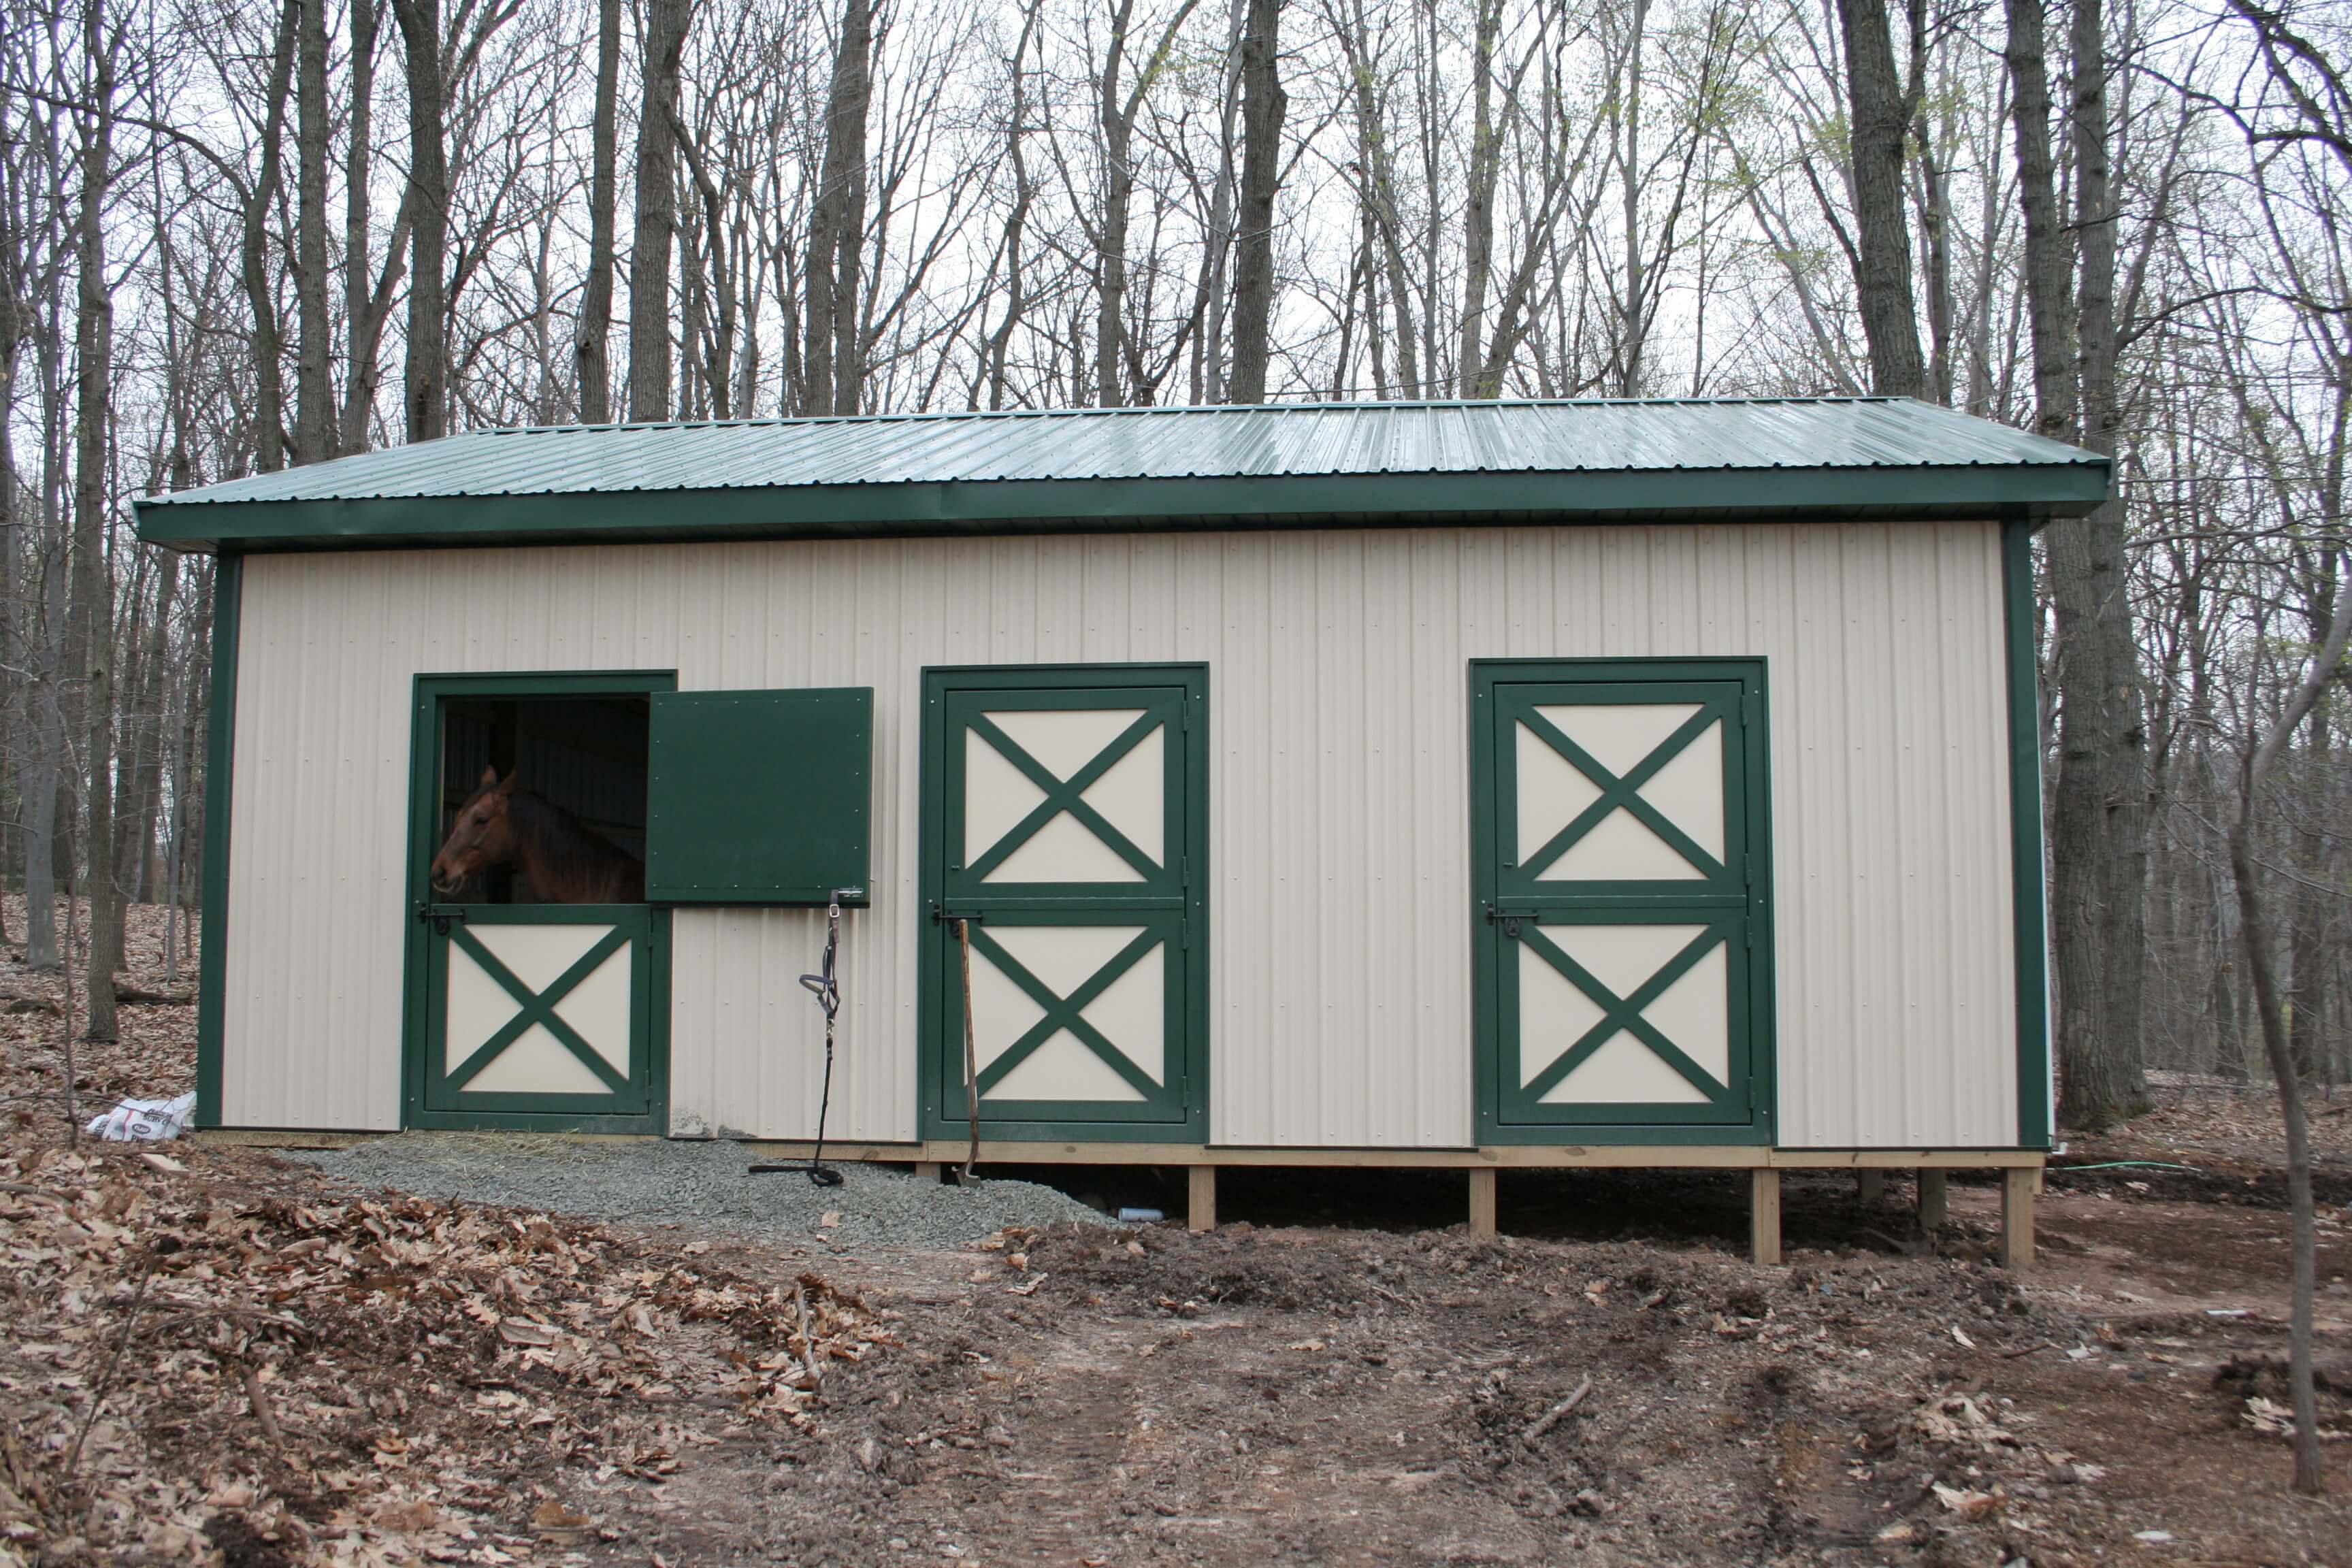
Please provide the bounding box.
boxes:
[2002,510,2054,1154]
[193,552,243,1130]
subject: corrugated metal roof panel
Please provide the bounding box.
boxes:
[142,397,2097,507]
[132,398,2108,554]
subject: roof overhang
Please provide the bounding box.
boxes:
[134,462,2110,556]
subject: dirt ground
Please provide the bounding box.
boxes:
[3,903,2350,1565]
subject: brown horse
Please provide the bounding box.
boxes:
[429,767,646,903]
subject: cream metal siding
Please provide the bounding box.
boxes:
[220,522,2018,1147]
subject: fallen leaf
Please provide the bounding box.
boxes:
[373,1499,441,1533]
[1931,1482,2002,1518]
[1951,1324,1976,1349]
[529,1500,591,1532]
[138,1152,187,1174]
[497,1317,559,1347]
[819,1211,843,1229]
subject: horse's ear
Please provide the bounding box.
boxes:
[477,765,499,791]
[493,768,519,797]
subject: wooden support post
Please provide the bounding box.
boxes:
[1188,1165,1217,1233]
[1467,1166,1498,1237]
[1857,1169,1886,1205]
[913,1162,941,1184]
[1749,1168,1782,1266]
[1999,1166,2036,1271]
[1917,1169,1948,1232]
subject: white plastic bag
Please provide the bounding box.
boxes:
[84,1092,197,1142]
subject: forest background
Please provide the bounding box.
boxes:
[1,0,2347,1154]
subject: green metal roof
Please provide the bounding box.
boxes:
[133,397,2107,554]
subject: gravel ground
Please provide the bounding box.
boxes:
[289,1134,1107,1249]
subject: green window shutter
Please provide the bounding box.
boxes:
[646,688,872,904]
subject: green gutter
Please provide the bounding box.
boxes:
[134,463,2110,554]
[2002,517,2053,1149]
[194,553,242,1128]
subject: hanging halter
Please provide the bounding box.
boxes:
[749,890,856,1188]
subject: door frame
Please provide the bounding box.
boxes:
[399,670,676,1132]
[916,663,1209,1143]
[1469,657,1778,1145]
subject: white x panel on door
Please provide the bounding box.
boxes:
[1518,924,1729,1103]
[964,708,1164,883]
[444,924,632,1094]
[968,924,1165,1103]
[1516,703,1724,881]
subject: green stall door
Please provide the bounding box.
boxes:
[1473,659,1776,1144]
[646,687,874,904]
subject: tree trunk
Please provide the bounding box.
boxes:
[293,0,332,462]
[1836,0,1925,397]
[116,553,175,911]
[2226,565,2351,1496]
[2052,0,2149,1128]
[803,0,871,416]
[1456,0,1503,396]
[2288,706,2330,1082]
[340,0,392,454]
[1095,0,1139,408]
[0,270,20,948]
[628,0,691,421]
[71,5,119,1043]
[577,0,621,423]
[22,529,65,972]
[2008,0,2147,1129]
[1198,0,1245,403]
[393,0,450,442]
[1226,0,1284,404]
[2004,0,2072,430]
[242,0,300,471]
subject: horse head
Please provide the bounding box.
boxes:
[429,766,519,895]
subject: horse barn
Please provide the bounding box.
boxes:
[133,398,2103,1267]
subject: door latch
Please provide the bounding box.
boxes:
[929,902,985,927]
[1484,904,1542,940]
[416,903,468,936]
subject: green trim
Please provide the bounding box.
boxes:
[134,464,2110,555]
[2004,517,2053,1149]
[918,664,1210,1144]
[399,670,676,1132]
[1470,658,1777,1146]
[193,554,242,1129]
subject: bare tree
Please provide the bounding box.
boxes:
[1835,0,1925,395]
[69,0,119,1041]
[803,0,872,416]
[1225,0,1283,403]
[576,0,621,423]
[393,0,452,440]
[629,0,692,421]
[293,0,331,461]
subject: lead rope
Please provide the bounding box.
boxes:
[956,917,982,1185]
[749,893,848,1188]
